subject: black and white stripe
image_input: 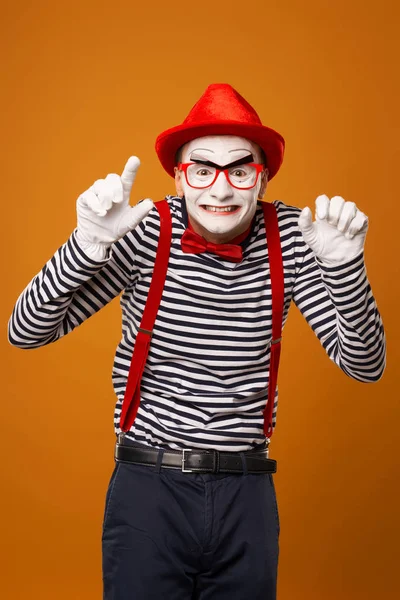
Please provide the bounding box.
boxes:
[8,196,386,451]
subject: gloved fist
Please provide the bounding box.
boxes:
[76,156,154,259]
[298,194,369,266]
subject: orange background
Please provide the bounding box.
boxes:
[2,1,399,599]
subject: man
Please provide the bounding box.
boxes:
[8,83,386,599]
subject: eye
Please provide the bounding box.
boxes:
[196,168,212,176]
[232,169,246,177]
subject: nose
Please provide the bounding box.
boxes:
[209,171,234,201]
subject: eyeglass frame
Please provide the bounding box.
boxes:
[177,161,266,190]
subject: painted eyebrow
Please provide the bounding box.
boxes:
[189,148,254,161]
[190,148,215,154]
[189,152,214,162]
[189,154,254,170]
[189,148,252,156]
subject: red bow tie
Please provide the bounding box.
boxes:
[181,221,251,263]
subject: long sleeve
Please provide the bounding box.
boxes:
[7,226,144,349]
[292,243,386,382]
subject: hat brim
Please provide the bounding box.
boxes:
[155,121,285,180]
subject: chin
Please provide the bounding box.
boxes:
[206,224,238,234]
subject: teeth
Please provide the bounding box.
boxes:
[203,206,237,212]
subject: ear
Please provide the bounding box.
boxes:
[257,169,269,200]
[174,166,184,198]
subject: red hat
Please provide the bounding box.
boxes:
[155,83,285,180]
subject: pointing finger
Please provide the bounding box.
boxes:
[120,156,141,201]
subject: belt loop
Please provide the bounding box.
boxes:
[239,452,248,476]
[212,449,220,474]
[153,448,165,474]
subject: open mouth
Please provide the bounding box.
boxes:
[200,205,240,214]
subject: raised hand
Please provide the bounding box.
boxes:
[76,156,154,259]
[298,194,369,266]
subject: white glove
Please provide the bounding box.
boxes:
[76,156,154,260]
[298,194,369,266]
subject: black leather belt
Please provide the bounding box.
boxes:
[115,435,277,474]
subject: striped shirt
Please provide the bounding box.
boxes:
[8,195,386,451]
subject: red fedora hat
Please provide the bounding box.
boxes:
[155,83,285,180]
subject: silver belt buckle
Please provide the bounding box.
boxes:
[265,437,271,458]
[182,448,193,472]
[117,432,126,444]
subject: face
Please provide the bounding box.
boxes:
[174,135,268,243]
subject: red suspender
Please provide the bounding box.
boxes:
[119,199,172,432]
[119,199,284,442]
[262,201,284,438]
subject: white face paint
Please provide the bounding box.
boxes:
[175,135,267,243]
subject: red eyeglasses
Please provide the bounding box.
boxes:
[177,162,266,190]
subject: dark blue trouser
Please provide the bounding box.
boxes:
[102,438,280,599]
